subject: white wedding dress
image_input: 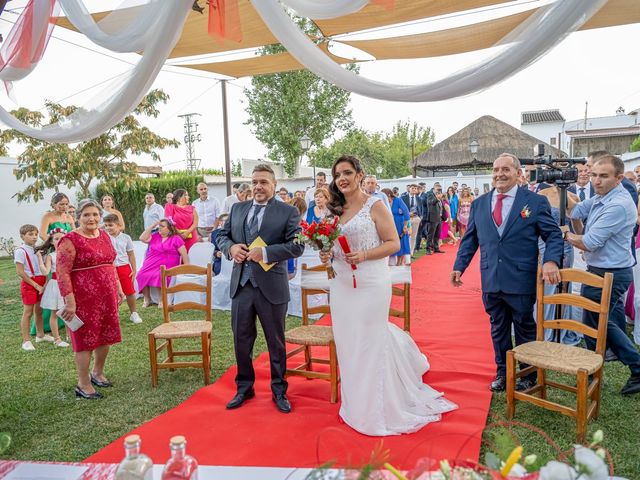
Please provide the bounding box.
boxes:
[330,197,457,436]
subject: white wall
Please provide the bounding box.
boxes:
[0,157,81,245]
[520,121,566,154]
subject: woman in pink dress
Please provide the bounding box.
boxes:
[164,189,198,252]
[57,200,125,400]
[456,187,474,238]
[136,219,189,307]
[439,193,457,245]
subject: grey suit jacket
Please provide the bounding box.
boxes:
[217,196,304,304]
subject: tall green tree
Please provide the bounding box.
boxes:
[0,89,179,202]
[631,135,640,152]
[244,19,354,176]
[384,120,435,178]
[311,121,435,178]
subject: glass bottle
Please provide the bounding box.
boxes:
[161,435,198,480]
[114,435,153,480]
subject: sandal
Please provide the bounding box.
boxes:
[54,337,70,348]
[90,373,113,388]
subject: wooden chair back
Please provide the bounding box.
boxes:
[536,267,613,355]
[160,264,213,323]
[301,263,331,325]
[390,283,411,332]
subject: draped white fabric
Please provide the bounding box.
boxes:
[251,0,606,102]
[58,0,157,53]
[279,0,368,20]
[0,0,192,143]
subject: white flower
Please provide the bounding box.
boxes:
[591,430,604,445]
[539,461,578,480]
[574,445,608,480]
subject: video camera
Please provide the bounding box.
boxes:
[520,144,586,187]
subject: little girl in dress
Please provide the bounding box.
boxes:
[37,229,70,347]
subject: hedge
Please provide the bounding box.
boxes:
[95,173,206,238]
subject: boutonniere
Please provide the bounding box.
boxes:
[520,205,531,218]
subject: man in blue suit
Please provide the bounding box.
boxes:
[451,153,564,392]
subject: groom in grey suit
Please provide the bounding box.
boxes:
[217,164,304,413]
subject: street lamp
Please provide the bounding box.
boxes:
[469,139,480,175]
[299,133,312,183]
[376,165,383,176]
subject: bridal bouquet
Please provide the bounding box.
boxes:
[295,216,341,279]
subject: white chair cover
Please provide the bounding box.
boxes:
[213,257,233,311]
[188,242,215,267]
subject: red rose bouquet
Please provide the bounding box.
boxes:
[295,216,341,279]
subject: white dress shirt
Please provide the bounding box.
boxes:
[193,196,221,228]
[491,184,519,235]
[222,194,240,214]
[143,202,164,230]
[305,186,317,205]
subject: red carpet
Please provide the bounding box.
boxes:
[87,245,495,470]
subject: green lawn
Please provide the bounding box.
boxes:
[0,256,638,477]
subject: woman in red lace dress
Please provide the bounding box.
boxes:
[58,200,124,400]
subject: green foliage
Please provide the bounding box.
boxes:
[0,89,179,203]
[95,172,205,238]
[311,120,435,178]
[244,18,354,176]
[630,135,640,152]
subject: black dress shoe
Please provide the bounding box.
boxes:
[226,389,255,409]
[75,386,103,400]
[426,250,433,255]
[434,249,445,254]
[604,348,618,362]
[90,374,113,388]
[272,393,291,413]
[620,374,640,395]
[490,376,506,392]
[516,377,537,392]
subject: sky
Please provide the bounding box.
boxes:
[1,0,639,173]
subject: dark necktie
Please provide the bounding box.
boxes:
[410,196,415,208]
[493,194,507,226]
[247,204,264,242]
[579,187,585,201]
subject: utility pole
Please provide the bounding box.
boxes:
[221,80,232,196]
[179,113,202,172]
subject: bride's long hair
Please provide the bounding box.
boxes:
[328,155,364,217]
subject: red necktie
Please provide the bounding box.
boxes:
[493,194,507,226]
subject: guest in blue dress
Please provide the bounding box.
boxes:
[383,188,411,266]
[447,186,458,229]
[305,187,330,224]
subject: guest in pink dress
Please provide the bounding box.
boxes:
[164,189,198,252]
[57,200,125,400]
[136,219,189,307]
[439,194,457,245]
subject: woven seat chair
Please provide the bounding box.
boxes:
[285,263,339,403]
[506,267,613,443]
[148,264,213,388]
[390,282,411,332]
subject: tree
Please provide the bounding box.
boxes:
[244,19,354,176]
[631,135,640,152]
[310,120,435,178]
[0,89,179,202]
[384,120,435,178]
[312,128,385,172]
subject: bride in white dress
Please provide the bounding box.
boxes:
[320,155,457,436]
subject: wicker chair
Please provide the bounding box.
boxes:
[285,263,339,403]
[506,268,613,442]
[390,282,411,332]
[148,264,213,388]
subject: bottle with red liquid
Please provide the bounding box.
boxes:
[161,436,198,480]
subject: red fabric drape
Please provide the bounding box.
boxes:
[208,0,242,44]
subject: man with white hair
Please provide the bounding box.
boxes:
[363,175,390,209]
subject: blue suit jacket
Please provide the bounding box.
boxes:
[453,187,563,295]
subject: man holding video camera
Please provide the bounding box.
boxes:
[564,154,640,395]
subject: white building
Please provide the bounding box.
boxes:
[520,109,567,154]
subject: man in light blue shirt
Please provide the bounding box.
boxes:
[363,175,391,210]
[566,155,640,395]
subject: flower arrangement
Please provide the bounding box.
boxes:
[307,423,614,480]
[295,216,341,278]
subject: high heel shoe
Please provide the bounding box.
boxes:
[75,385,103,400]
[90,374,113,388]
